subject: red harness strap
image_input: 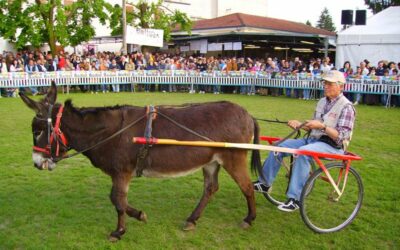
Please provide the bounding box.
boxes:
[33,105,68,157]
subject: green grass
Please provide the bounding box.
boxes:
[0,92,399,249]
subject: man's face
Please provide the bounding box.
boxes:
[324,81,343,99]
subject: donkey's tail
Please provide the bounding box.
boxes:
[251,118,265,181]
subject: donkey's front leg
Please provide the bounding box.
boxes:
[108,173,132,242]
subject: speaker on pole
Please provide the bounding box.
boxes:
[355,10,366,25]
[341,10,353,25]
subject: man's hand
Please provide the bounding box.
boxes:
[287,120,302,129]
[305,120,325,130]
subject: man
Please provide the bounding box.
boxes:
[253,70,355,212]
[24,59,39,96]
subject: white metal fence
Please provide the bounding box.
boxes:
[1,70,399,96]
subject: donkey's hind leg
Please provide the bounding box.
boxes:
[183,162,220,231]
[223,151,256,229]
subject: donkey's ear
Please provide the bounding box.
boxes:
[45,81,57,105]
[20,92,41,113]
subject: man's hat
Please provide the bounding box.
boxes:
[322,70,346,85]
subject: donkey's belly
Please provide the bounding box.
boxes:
[140,153,223,178]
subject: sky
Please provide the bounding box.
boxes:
[267,0,373,31]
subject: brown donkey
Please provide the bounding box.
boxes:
[20,82,263,241]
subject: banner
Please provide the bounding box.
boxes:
[233,42,242,51]
[223,42,233,50]
[126,27,164,47]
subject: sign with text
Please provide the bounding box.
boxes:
[126,27,164,47]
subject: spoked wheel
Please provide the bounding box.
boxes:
[300,162,363,233]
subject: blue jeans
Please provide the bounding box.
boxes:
[259,138,343,201]
[303,89,310,99]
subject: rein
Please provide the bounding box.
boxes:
[255,117,308,146]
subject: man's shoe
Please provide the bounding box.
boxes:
[277,198,300,212]
[253,181,270,193]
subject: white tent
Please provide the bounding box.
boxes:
[336,6,400,69]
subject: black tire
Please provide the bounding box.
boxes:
[300,163,363,233]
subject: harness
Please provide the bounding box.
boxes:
[135,105,157,177]
[33,105,68,159]
[33,104,212,174]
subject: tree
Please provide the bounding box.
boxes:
[305,20,312,27]
[364,0,400,14]
[0,0,114,56]
[316,7,336,32]
[109,0,192,42]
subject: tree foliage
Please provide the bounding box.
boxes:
[316,7,336,32]
[364,0,400,14]
[110,0,192,41]
[0,0,114,55]
[305,20,312,27]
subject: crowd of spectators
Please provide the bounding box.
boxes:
[1,50,399,106]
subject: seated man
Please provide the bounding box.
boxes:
[253,70,355,212]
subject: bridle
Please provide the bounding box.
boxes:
[32,104,68,162]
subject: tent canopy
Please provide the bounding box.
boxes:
[336,6,400,69]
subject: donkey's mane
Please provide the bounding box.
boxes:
[64,99,138,117]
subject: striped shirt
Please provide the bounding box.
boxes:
[315,94,355,145]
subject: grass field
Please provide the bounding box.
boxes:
[0,92,399,249]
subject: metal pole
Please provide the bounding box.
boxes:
[324,37,329,58]
[122,0,127,54]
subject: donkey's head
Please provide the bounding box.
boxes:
[20,82,67,170]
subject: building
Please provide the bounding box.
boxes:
[172,13,336,60]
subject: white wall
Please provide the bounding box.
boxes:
[217,0,268,17]
[0,38,16,53]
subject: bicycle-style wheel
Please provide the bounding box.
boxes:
[300,163,363,233]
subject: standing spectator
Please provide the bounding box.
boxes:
[353,61,369,105]
[24,59,39,95]
[125,58,135,71]
[58,52,66,70]
[339,61,353,78]
[375,61,387,105]
[145,61,157,92]
[281,61,292,97]
[375,61,385,77]
[196,57,207,93]
[320,57,333,74]
[98,58,109,93]
[339,61,353,101]
[118,56,130,92]
[7,59,24,97]
[387,62,396,75]
[109,59,120,92]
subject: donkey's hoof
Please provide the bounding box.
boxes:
[182,221,196,231]
[240,221,251,229]
[108,234,120,242]
[140,211,148,223]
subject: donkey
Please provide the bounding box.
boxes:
[20,82,263,241]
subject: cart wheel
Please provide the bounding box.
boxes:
[300,162,363,233]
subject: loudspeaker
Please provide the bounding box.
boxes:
[355,10,366,25]
[341,10,353,25]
